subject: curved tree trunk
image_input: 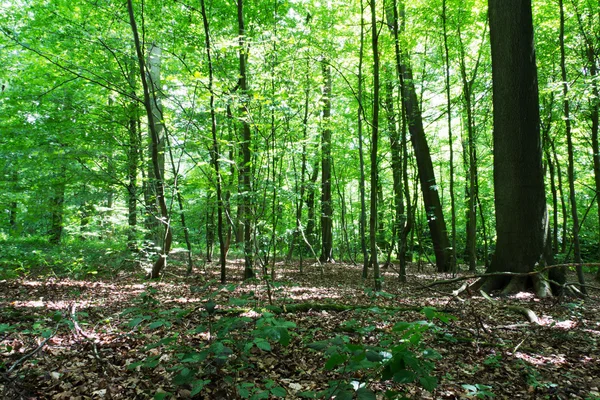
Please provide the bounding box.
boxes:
[127,0,172,279]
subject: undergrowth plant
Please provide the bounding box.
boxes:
[303,307,451,399]
[124,285,295,399]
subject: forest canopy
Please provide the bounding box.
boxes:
[1,0,600,285]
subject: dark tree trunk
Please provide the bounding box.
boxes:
[370,0,381,290]
[482,0,562,296]
[320,61,334,264]
[387,0,452,273]
[126,99,139,248]
[386,78,407,282]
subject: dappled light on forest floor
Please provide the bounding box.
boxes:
[1,262,599,399]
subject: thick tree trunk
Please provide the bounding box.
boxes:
[320,61,334,263]
[483,0,562,296]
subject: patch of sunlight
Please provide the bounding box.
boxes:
[512,292,535,300]
[10,299,92,310]
[286,286,343,301]
[515,351,567,366]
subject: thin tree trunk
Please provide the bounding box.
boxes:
[48,166,66,245]
[388,0,452,273]
[442,0,457,271]
[358,0,369,278]
[320,61,334,263]
[559,0,586,294]
[386,77,407,282]
[127,0,172,279]
[237,0,254,279]
[201,0,227,282]
[370,0,381,290]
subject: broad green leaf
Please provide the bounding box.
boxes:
[356,387,376,400]
[324,353,347,370]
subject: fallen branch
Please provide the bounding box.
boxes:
[423,263,600,289]
[5,323,59,375]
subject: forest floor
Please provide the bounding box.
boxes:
[0,257,599,400]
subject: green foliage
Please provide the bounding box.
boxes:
[124,285,296,398]
[462,384,495,398]
[305,308,448,398]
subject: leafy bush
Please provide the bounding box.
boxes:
[303,307,448,399]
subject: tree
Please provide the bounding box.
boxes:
[387,0,452,273]
[127,0,173,279]
[320,61,334,264]
[480,0,563,296]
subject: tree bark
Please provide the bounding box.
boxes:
[483,0,562,296]
[387,0,452,273]
[370,0,381,290]
[320,61,334,263]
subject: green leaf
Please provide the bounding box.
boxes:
[333,389,354,400]
[254,338,272,351]
[356,387,376,400]
[154,392,170,400]
[307,341,328,351]
[419,376,438,392]
[422,307,436,320]
[393,370,417,383]
[366,351,384,362]
[173,367,194,385]
[325,353,347,370]
[270,386,287,397]
[277,328,290,346]
[191,379,211,396]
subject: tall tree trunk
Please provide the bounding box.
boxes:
[126,104,139,247]
[201,0,227,282]
[288,59,311,264]
[358,0,369,278]
[457,19,485,272]
[370,0,381,290]
[238,0,254,279]
[442,0,457,271]
[127,0,172,279]
[387,0,451,273]
[386,77,407,282]
[559,0,586,294]
[482,0,562,296]
[320,61,334,263]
